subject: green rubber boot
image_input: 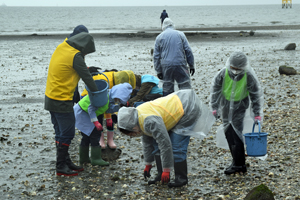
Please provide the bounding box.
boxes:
[90,146,109,166]
[79,146,91,165]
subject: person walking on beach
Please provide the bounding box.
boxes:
[118,89,214,188]
[160,10,168,25]
[153,18,195,96]
[45,32,99,176]
[75,83,132,167]
[210,50,264,175]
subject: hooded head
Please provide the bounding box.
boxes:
[226,50,248,75]
[67,32,95,55]
[162,18,175,31]
[69,25,89,38]
[117,107,139,133]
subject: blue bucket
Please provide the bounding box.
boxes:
[85,72,110,108]
[243,121,268,157]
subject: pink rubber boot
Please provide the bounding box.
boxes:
[107,131,116,149]
[99,133,106,149]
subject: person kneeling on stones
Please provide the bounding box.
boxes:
[118,89,214,187]
[74,83,132,166]
[210,50,264,175]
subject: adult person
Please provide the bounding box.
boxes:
[160,9,169,25]
[45,32,99,176]
[153,18,195,96]
[118,89,214,187]
[210,50,264,175]
[68,25,89,105]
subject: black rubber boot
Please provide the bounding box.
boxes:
[224,144,247,175]
[56,144,78,176]
[148,155,162,185]
[79,145,91,165]
[224,165,247,175]
[66,151,84,172]
[168,160,188,188]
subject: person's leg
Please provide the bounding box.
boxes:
[162,68,175,96]
[79,132,91,165]
[168,131,190,187]
[224,124,246,174]
[50,112,80,176]
[90,128,109,166]
[98,114,106,149]
[175,67,192,90]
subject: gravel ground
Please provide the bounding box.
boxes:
[0,28,299,200]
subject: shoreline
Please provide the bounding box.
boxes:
[1,24,300,39]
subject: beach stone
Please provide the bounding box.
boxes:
[278,65,297,75]
[150,48,154,56]
[102,148,122,161]
[284,43,296,50]
[244,184,275,200]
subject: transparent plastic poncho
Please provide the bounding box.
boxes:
[118,89,215,169]
[209,51,264,148]
[154,18,194,94]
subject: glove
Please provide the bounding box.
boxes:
[254,116,261,124]
[144,165,152,179]
[157,73,163,80]
[161,171,170,184]
[106,118,113,131]
[190,68,195,76]
[212,110,218,119]
[93,121,103,131]
[112,114,118,124]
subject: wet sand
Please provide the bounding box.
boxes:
[0,26,299,199]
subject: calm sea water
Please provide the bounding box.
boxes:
[0,5,300,35]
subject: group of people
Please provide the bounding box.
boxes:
[44,12,263,188]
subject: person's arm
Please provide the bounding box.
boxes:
[210,69,225,111]
[153,37,162,74]
[73,53,98,92]
[180,33,194,68]
[141,134,155,165]
[128,82,155,106]
[247,73,262,116]
[144,116,174,169]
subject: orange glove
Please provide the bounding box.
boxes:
[144,165,152,179]
[93,121,103,131]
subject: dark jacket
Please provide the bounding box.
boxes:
[160,10,168,23]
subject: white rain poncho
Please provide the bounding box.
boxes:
[210,51,264,148]
[74,83,132,136]
[118,89,215,169]
[153,18,194,94]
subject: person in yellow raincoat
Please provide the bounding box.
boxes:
[118,89,214,188]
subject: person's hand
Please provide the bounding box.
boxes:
[144,165,152,179]
[93,121,103,131]
[161,171,170,183]
[112,114,118,124]
[254,116,261,124]
[157,73,163,80]
[190,68,195,76]
[212,110,218,118]
[106,118,113,130]
[120,101,130,107]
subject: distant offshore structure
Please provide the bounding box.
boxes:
[1,3,7,7]
[282,0,292,8]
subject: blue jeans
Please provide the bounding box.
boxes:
[152,131,190,163]
[50,111,75,145]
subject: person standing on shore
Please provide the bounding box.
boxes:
[160,10,168,25]
[118,89,214,188]
[45,32,99,176]
[153,18,195,96]
[210,50,264,175]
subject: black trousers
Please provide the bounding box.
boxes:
[80,115,103,147]
[225,124,245,166]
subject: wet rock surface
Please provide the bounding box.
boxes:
[0,30,300,199]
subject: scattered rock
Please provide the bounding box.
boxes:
[102,148,122,161]
[279,65,297,75]
[284,43,296,50]
[249,30,255,36]
[150,48,154,56]
[244,184,275,200]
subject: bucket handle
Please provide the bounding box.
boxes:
[252,120,261,137]
[91,72,110,88]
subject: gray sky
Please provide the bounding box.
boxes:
[2,0,293,7]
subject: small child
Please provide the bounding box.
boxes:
[210,50,264,175]
[74,83,132,166]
